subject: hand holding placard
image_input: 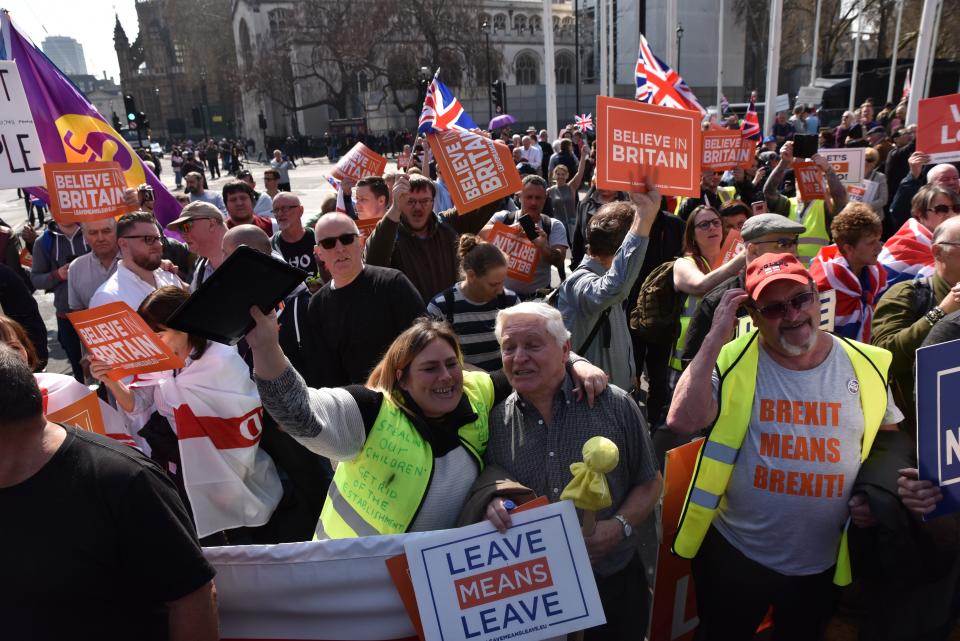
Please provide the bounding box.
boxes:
[560,436,620,537]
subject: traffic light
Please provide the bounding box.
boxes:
[258,112,267,130]
[136,111,147,129]
[123,95,137,123]
[111,112,122,131]
[491,80,506,114]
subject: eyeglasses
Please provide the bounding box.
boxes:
[272,204,300,215]
[317,233,358,250]
[120,235,162,246]
[694,218,723,231]
[409,198,433,207]
[751,291,816,320]
[750,237,799,250]
[928,204,960,215]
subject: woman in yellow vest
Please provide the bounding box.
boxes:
[669,206,746,377]
[243,310,607,539]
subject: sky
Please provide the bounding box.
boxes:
[3,0,139,81]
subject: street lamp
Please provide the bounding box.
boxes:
[676,23,685,70]
[199,71,209,141]
[482,21,492,122]
[153,87,162,140]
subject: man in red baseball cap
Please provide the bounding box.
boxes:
[664,252,905,640]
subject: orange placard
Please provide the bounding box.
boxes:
[332,143,388,182]
[397,152,413,170]
[701,130,752,172]
[596,95,701,197]
[67,301,185,380]
[47,392,107,435]
[793,161,826,202]
[712,229,744,270]
[650,439,703,641]
[428,130,522,213]
[487,221,540,283]
[917,92,960,163]
[356,215,382,238]
[43,161,129,224]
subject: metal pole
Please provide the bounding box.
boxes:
[574,0,581,114]
[665,0,678,69]
[484,25,492,123]
[677,23,683,70]
[810,0,822,84]
[906,0,938,123]
[886,0,903,103]
[924,0,942,99]
[543,0,558,139]
[599,0,607,96]
[716,0,724,117]
[608,0,615,93]
[849,0,863,113]
[763,0,783,135]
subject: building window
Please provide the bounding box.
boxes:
[238,19,253,71]
[561,16,574,33]
[530,15,542,32]
[269,9,289,35]
[553,15,560,32]
[515,52,538,85]
[493,13,507,32]
[555,52,574,84]
[514,14,527,33]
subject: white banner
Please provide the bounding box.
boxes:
[819,148,865,185]
[0,60,45,188]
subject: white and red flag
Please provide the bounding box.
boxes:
[878,217,934,294]
[902,69,912,100]
[809,245,886,342]
[133,342,282,537]
[635,33,705,113]
[574,113,594,131]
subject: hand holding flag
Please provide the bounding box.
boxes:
[417,70,478,134]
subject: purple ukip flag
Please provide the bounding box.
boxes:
[0,11,182,228]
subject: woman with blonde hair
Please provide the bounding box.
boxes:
[245,308,607,539]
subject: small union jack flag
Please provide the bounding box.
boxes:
[719,93,730,114]
[323,174,341,191]
[635,33,705,114]
[418,70,478,135]
[741,91,761,141]
[574,113,593,131]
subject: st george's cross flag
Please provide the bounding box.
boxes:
[877,217,936,294]
[809,245,887,343]
[418,71,478,134]
[635,33,705,114]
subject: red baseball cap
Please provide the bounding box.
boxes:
[745,253,811,300]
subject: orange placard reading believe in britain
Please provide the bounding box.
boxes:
[917,92,960,163]
[701,130,752,172]
[596,95,701,197]
[488,221,540,283]
[332,143,388,182]
[711,229,744,271]
[68,301,185,380]
[793,161,827,202]
[47,392,107,435]
[428,130,522,213]
[43,161,129,224]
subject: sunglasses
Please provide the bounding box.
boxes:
[694,218,723,231]
[317,233,358,250]
[751,291,816,320]
[273,204,299,215]
[120,235,162,246]
[928,204,960,215]
[750,237,799,250]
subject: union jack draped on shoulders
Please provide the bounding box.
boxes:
[635,33,705,114]
[418,71,478,135]
[877,217,935,294]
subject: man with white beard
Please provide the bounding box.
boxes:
[665,252,904,640]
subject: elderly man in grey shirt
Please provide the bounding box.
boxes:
[67,218,119,311]
[484,302,662,641]
[557,184,659,391]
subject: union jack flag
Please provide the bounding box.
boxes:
[418,71,477,135]
[741,91,761,141]
[574,113,593,131]
[635,33,705,114]
[719,93,730,114]
[323,174,341,191]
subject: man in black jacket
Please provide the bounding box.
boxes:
[0,263,48,370]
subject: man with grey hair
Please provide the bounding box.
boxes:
[67,217,119,312]
[484,301,661,641]
[271,192,317,276]
[166,201,228,290]
[889,155,960,230]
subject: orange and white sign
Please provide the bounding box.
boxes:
[332,143,388,182]
[356,215,382,238]
[488,222,540,283]
[751,200,768,215]
[43,161,129,223]
[701,130,752,172]
[428,130,522,213]
[712,229,744,270]
[846,178,878,204]
[917,92,960,163]
[397,152,413,170]
[819,148,864,185]
[67,301,185,380]
[793,161,827,201]
[596,95,701,197]
[47,392,107,435]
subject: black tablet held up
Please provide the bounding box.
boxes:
[166,245,307,345]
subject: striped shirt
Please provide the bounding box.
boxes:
[427,283,519,372]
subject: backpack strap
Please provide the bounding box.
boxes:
[913,276,935,314]
[577,307,612,354]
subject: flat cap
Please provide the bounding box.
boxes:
[740,213,805,242]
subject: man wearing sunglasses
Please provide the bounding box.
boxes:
[667,252,903,640]
[90,212,184,310]
[166,202,228,291]
[676,169,738,223]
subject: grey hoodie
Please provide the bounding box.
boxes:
[30,222,89,315]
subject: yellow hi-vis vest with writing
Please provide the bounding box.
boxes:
[671,330,891,586]
[318,370,493,539]
[669,255,712,371]
[788,197,829,267]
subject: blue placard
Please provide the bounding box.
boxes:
[916,338,960,519]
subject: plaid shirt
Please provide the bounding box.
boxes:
[485,374,658,576]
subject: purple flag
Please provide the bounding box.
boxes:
[0,11,182,228]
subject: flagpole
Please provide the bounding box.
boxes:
[665,0,678,69]
[886,0,903,103]
[810,0,822,85]
[906,0,938,124]
[599,0,608,96]
[763,0,783,135]
[543,0,558,139]
[923,0,942,99]
[607,0,615,93]
[848,0,863,113]
[716,0,724,118]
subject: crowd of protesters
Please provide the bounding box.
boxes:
[4,91,960,641]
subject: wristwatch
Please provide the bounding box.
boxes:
[613,514,633,538]
[925,306,946,327]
